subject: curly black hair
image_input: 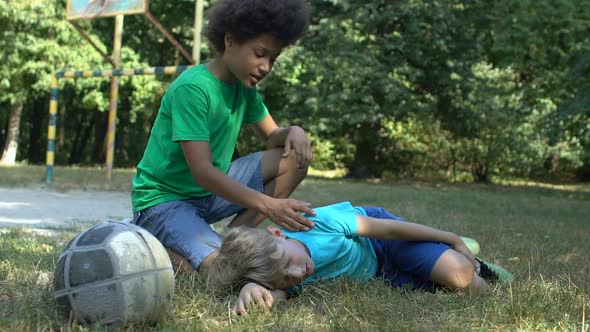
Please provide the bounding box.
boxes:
[204,0,311,52]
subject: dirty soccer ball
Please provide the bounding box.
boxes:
[53,221,175,327]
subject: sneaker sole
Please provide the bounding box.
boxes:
[478,258,515,283]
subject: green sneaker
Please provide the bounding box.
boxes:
[476,258,515,283]
[460,236,480,256]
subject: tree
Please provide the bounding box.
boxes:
[0,1,166,166]
[485,0,590,178]
[0,0,102,164]
[263,0,492,177]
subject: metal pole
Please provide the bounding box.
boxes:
[69,21,116,67]
[105,14,124,180]
[145,11,195,64]
[46,74,59,183]
[193,0,204,64]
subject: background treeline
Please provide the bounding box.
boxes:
[1,0,589,183]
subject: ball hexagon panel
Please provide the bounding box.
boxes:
[108,230,153,275]
[69,249,114,287]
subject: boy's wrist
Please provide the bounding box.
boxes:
[257,193,273,216]
[445,232,462,246]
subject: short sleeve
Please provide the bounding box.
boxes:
[243,88,269,125]
[306,202,359,236]
[170,84,210,141]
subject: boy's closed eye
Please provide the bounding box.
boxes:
[252,47,280,62]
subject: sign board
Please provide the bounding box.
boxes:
[66,0,148,20]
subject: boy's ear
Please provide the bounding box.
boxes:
[266,226,286,238]
[224,33,234,49]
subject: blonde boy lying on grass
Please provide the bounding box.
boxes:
[208,202,513,315]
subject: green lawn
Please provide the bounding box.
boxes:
[1,165,589,331]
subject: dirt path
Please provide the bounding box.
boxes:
[0,187,132,230]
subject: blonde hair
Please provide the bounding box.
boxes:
[207,226,289,293]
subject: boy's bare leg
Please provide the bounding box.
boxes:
[467,273,489,294]
[228,148,308,228]
[167,248,219,272]
[430,249,489,293]
[167,249,193,273]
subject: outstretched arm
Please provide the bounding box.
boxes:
[356,215,479,268]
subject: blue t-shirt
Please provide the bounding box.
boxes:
[282,202,378,287]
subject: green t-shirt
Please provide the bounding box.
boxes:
[132,64,269,212]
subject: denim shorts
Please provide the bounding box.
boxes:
[362,206,450,290]
[132,152,264,269]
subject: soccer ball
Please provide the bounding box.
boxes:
[54,221,175,328]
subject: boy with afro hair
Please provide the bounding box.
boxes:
[132,0,317,272]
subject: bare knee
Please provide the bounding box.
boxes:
[283,149,309,180]
[430,250,476,290]
[446,261,476,289]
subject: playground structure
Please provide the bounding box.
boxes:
[46,65,192,183]
[45,0,204,183]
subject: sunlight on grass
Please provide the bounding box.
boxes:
[496,177,590,193]
[0,164,136,191]
[2,164,589,197]
[307,167,347,179]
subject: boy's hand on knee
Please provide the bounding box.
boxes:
[282,126,312,168]
[452,241,480,272]
[233,282,274,316]
[265,198,316,231]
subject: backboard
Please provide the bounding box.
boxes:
[66,0,149,20]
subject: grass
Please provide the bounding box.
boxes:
[1,164,590,331]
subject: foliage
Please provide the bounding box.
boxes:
[378,114,455,179]
[483,0,590,180]
[0,0,589,181]
[307,133,355,170]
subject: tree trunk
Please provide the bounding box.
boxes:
[28,98,46,164]
[0,107,8,149]
[92,110,108,164]
[346,123,383,178]
[472,163,490,183]
[69,109,92,164]
[117,101,130,165]
[1,102,24,165]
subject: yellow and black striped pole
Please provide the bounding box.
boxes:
[46,74,59,183]
[45,65,192,183]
